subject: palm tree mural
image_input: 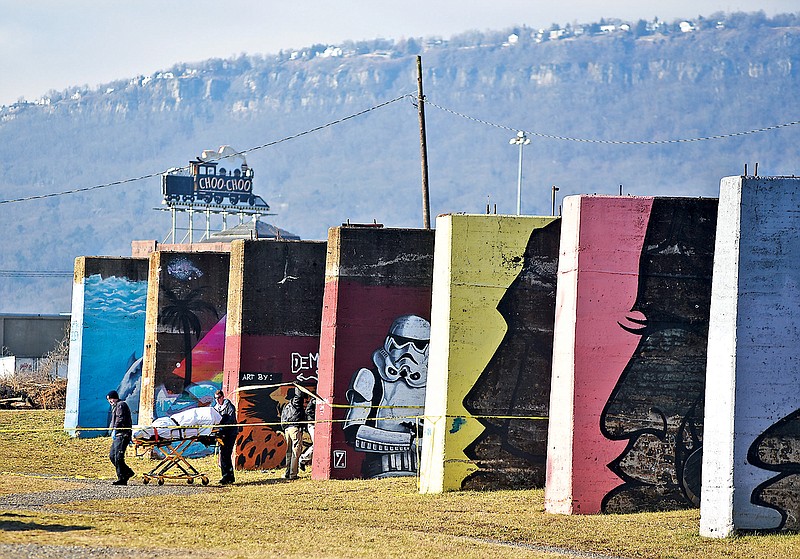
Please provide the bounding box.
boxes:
[159,286,218,391]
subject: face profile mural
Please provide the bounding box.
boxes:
[420,215,559,494]
[599,198,716,513]
[65,257,149,437]
[701,176,800,537]
[545,196,716,515]
[139,252,230,458]
[314,226,434,481]
[343,314,430,478]
[747,410,800,531]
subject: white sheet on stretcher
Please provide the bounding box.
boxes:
[133,406,222,441]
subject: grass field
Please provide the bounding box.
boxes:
[0,410,798,559]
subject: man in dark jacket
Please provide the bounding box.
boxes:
[106,390,135,485]
[280,388,306,480]
[213,389,237,485]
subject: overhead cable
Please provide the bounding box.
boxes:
[425,99,800,144]
[2,93,799,207]
[0,270,72,277]
[0,94,414,205]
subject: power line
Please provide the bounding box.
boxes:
[2,93,799,208]
[0,270,72,278]
[425,99,800,144]
[0,93,414,206]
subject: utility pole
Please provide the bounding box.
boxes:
[417,56,431,229]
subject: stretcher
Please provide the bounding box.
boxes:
[132,407,223,486]
[134,433,220,485]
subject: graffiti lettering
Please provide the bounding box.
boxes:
[291,352,319,375]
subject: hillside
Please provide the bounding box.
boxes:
[1,12,799,313]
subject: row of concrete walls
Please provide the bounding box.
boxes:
[65,178,800,536]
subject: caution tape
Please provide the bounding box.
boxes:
[235,382,421,409]
[0,384,546,435]
[0,412,549,436]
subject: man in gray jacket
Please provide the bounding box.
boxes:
[214,389,237,485]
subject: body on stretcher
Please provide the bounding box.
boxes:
[133,407,222,486]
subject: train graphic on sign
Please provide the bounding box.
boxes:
[161,146,269,209]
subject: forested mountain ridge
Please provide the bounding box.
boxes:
[1,12,799,313]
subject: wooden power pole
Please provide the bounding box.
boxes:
[417,56,431,229]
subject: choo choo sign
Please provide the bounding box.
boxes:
[196,175,253,194]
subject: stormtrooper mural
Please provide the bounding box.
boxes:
[343,315,430,478]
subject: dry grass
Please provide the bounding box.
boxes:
[1,410,799,558]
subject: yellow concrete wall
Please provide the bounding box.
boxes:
[421,214,559,493]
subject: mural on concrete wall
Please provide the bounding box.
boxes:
[235,337,320,470]
[748,410,800,531]
[224,240,326,471]
[65,260,149,437]
[599,198,717,513]
[315,227,434,481]
[699,177,800,537]
[92,276,149,426]
[461,220,560,489]
[236,383,287,470]
[150,254,229,455]
[317,281,433,480]
[343,314,430,478]
[421,216,560,495]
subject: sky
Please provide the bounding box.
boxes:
[0,0,796,107]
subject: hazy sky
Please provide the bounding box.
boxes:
[1,0,796,106]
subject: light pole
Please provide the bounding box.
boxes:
[509,131,531,215]
[551,185,560,216]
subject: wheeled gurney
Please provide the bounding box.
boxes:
[132,407,222,486]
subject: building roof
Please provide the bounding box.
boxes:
[203,218,300,243]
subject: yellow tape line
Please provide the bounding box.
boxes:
[0,413,548,435]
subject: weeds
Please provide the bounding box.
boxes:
[0,328,69,409]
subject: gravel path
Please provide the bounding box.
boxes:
[0,543,209,559]
[0,475,219,559]
[0,476,211,512]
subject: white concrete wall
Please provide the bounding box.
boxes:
[701,176,800,536]
[419,216,453,494]
[63,275,85,435]
[544,196,579,513]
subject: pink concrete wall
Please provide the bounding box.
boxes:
[546,196,652,514]
[548,195,717,514]
[574,196,651,511]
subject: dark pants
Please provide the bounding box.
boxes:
[219,433,236,481]
[110,434,134,481]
